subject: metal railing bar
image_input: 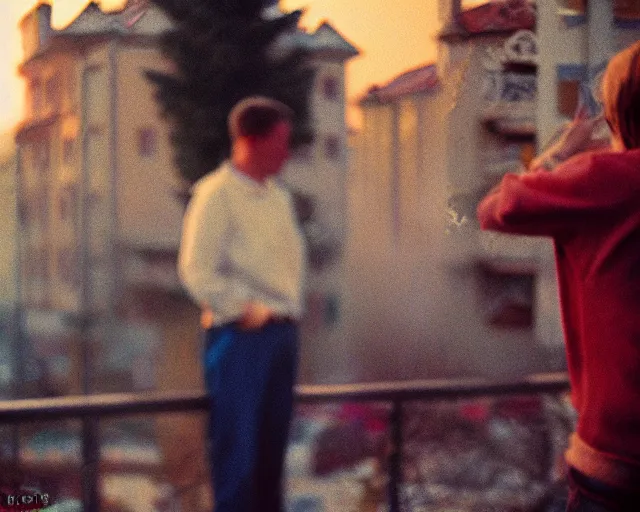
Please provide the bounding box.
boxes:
[0,459,164,476]
[389,400,403,512]
[0,372,571,512]
[0,373,570,424]
[296,372,570,402]
[0,390,210,423]
[82,417,100,512]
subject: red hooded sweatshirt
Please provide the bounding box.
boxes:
[478,149,640,489]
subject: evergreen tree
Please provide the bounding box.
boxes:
[146,0,315,184]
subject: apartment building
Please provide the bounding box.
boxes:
[344,0,640,382]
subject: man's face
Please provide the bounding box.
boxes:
[253,121,291,178]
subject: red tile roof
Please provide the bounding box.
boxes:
[458,0,535,34]
[362,64,439,104]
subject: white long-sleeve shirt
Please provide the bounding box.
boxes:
[178,162,306,326]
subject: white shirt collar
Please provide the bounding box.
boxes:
[227,161,274,196]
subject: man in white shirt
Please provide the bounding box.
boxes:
[178,97,306,512]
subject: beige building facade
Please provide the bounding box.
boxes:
[14,1,357,505]
[16,1,357,394]
[17,2,185,397]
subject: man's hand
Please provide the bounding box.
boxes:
[200,308,215,330]
[238,301,273,330]
[553,108,610,160]
[529,107,610,171]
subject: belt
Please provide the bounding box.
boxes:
[269,315,296,325]
[200,308,295,330]
[226,315,295,330]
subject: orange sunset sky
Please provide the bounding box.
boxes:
[0,0,483,134]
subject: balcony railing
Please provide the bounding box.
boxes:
[0,372,571,512]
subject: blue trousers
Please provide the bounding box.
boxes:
[203,320,298,512]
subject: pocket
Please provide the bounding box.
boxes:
[204,326,234,389]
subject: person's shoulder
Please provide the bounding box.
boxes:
[185,165,234,214]
[266,177,288,196]
[556,149,638,176]
[557,150,600,172]
[551,149,640,202]
[191,164,232,198]
[587,148,640,180]
[271,180,297,206]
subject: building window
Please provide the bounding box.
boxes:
[63,138,76,166]
[324,135,340,160]
[58,193,69,221]
[32,247,49,281]
[57,248,80,288]
[322,76,339,100]
[305,292,324,332]
[40,247,49,280]
[559,0,586,13]
[558,81,580,117]
[36,189,49,227]
[304,293,340,330]
[45,75,61,112]
[88,125,104,136]
[615,0,640,19]
[293,144,313,162]
[501,73,537,102]
[291,190,315,224]
[58,185,78,224]
[324,295,340,325]
[138,128,158,158]
[557,64,587,117]
[64,72,76,108]
[477,265,534,328]
[36,142,50,175]
[29,78,43,116]
[17,198,28,227]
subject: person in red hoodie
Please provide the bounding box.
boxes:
[478,41,640,511]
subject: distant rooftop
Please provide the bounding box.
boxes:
[440,0,536,41]
[272,20,360,59]
[460,0,535,34]
[20,1,358,64]
[361,64,439,105]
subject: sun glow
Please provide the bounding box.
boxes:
[0,0,480,134]
[0,0,126,135]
